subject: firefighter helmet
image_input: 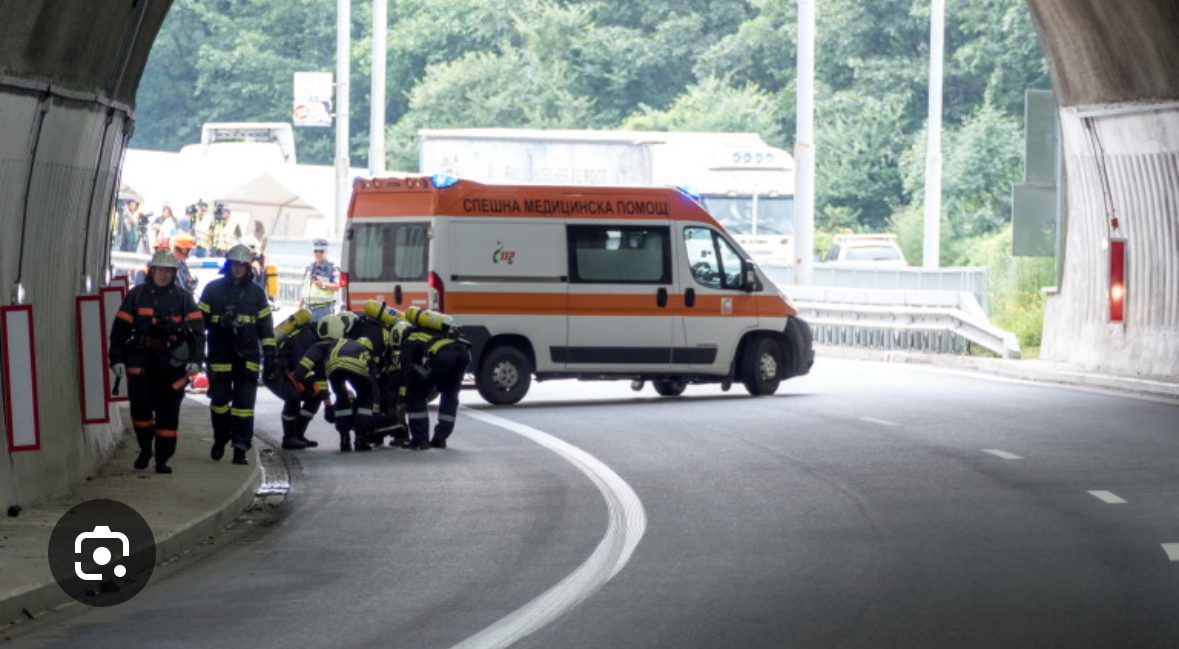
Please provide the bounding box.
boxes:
[337,310,359,335]
[316,315,345,341]
[225,244,254,264]
[173,233,197,250]
[148,250,180,269]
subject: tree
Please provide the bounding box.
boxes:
[621,77,786,144]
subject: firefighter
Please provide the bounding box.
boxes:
[198,243,276,465]
[400,307,471,450]
[109,250,207,474]
[171,233,199,294]
[265,307,324,449]
[348,301,410,447]
[296,321,379,452]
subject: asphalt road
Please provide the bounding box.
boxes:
[7,358,1179,648]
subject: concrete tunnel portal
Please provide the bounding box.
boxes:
[0,0,1176,506]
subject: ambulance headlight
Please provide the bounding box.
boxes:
[431,174,459,189]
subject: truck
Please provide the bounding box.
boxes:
[341,175,814,405]
[418,128,796,266]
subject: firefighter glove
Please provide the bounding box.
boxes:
[185,363,202,376]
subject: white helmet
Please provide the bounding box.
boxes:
[316,315,345,340]
[225,244,253,264]
[148,250,180,269]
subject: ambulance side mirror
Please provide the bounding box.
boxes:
[742,260,759,293]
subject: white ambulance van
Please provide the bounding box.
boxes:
[341,175,813,405]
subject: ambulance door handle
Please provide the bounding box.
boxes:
[685,288,696,308]
[656,287,668,308]
[394,285,402,305]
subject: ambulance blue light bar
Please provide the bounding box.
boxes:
[676,186,703,203]
[431,174,459,189]
[197,260,224,268]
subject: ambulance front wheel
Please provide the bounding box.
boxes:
[476,345,532,405]
[741,337,782,396]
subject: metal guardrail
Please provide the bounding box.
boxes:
[785,285,1021,359]
[764,263,991,312]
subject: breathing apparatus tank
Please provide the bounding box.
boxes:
[362,300,401,327]
[274,308,313,342]
[404,306,455,333]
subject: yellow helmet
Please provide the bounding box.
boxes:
[316,315,345,340]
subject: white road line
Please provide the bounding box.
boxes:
[1163,544,1179,562]
[1087,490,1128,504]
[982,449,1024,460]
[859,416,897,427]
[453,408,648,649]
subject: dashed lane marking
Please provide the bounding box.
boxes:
[1087,490,1128,504]
[982,449,1024,460]
[859,417,897,427]
[454,408,648,649]
[1163,544,1179,562]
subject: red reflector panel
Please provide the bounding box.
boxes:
[339,271,349,288]
[1109,239,1126,322]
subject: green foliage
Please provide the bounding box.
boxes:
[133,0,1050,250]
[960,224,1056,349]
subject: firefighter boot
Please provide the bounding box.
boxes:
[295,415,319,448]
[155,436,177,474]
[353,429,373,452]
[210,407,232,461]
[133,426,154,470]
[232,448,249,465]
[338,431,352,453]
[281,418,308,450]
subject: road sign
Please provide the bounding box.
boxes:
[293,71,333,127]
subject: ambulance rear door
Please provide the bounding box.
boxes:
[345,218,432,310]
[563,222,675,373]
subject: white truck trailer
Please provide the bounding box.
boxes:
[418,128,796,265]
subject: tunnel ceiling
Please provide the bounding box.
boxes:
[1,0,1176,111]
[0,0,173,106]
[1027,0,1179,107]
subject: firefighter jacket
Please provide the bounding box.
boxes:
[110,281,207,374]
[347,316,400,375]
[297,338,376,384]
[198,275,275,374]
[398,328,467,381]
[276,324,319,374]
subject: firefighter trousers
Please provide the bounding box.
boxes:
[208,358,260,451]
[406,344,471,446]
[128,355,189,467]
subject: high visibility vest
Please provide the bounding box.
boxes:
[301,262,337,305]
[194,215,213,250]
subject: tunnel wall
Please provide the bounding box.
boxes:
[1028,0,1179,377]
[0,0,172,509]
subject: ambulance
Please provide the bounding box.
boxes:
[341,175,813,405]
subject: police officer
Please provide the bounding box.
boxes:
[109,250,207,474]
[198,243,276,465]
[400,307,471,450]
[265,308,324,449]
[296,318,378,452]
[299,238,339,322]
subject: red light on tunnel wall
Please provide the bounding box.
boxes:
[1108,238,1126,322]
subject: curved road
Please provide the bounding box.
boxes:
[7,358,1179,648]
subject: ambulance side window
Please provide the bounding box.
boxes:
[684,227,745,290]
[351,223,429,282]
[567,225,670,284]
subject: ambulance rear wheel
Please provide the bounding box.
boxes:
[741,337,781,396]
[653,379,687,397]
[477,346,532,405]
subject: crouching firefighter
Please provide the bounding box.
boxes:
[264,307,323,449]
[109,250,207,474]
[349,301,410,447]
[198,244,276,465]
[296,318,378,452]
[400,307,471,450]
